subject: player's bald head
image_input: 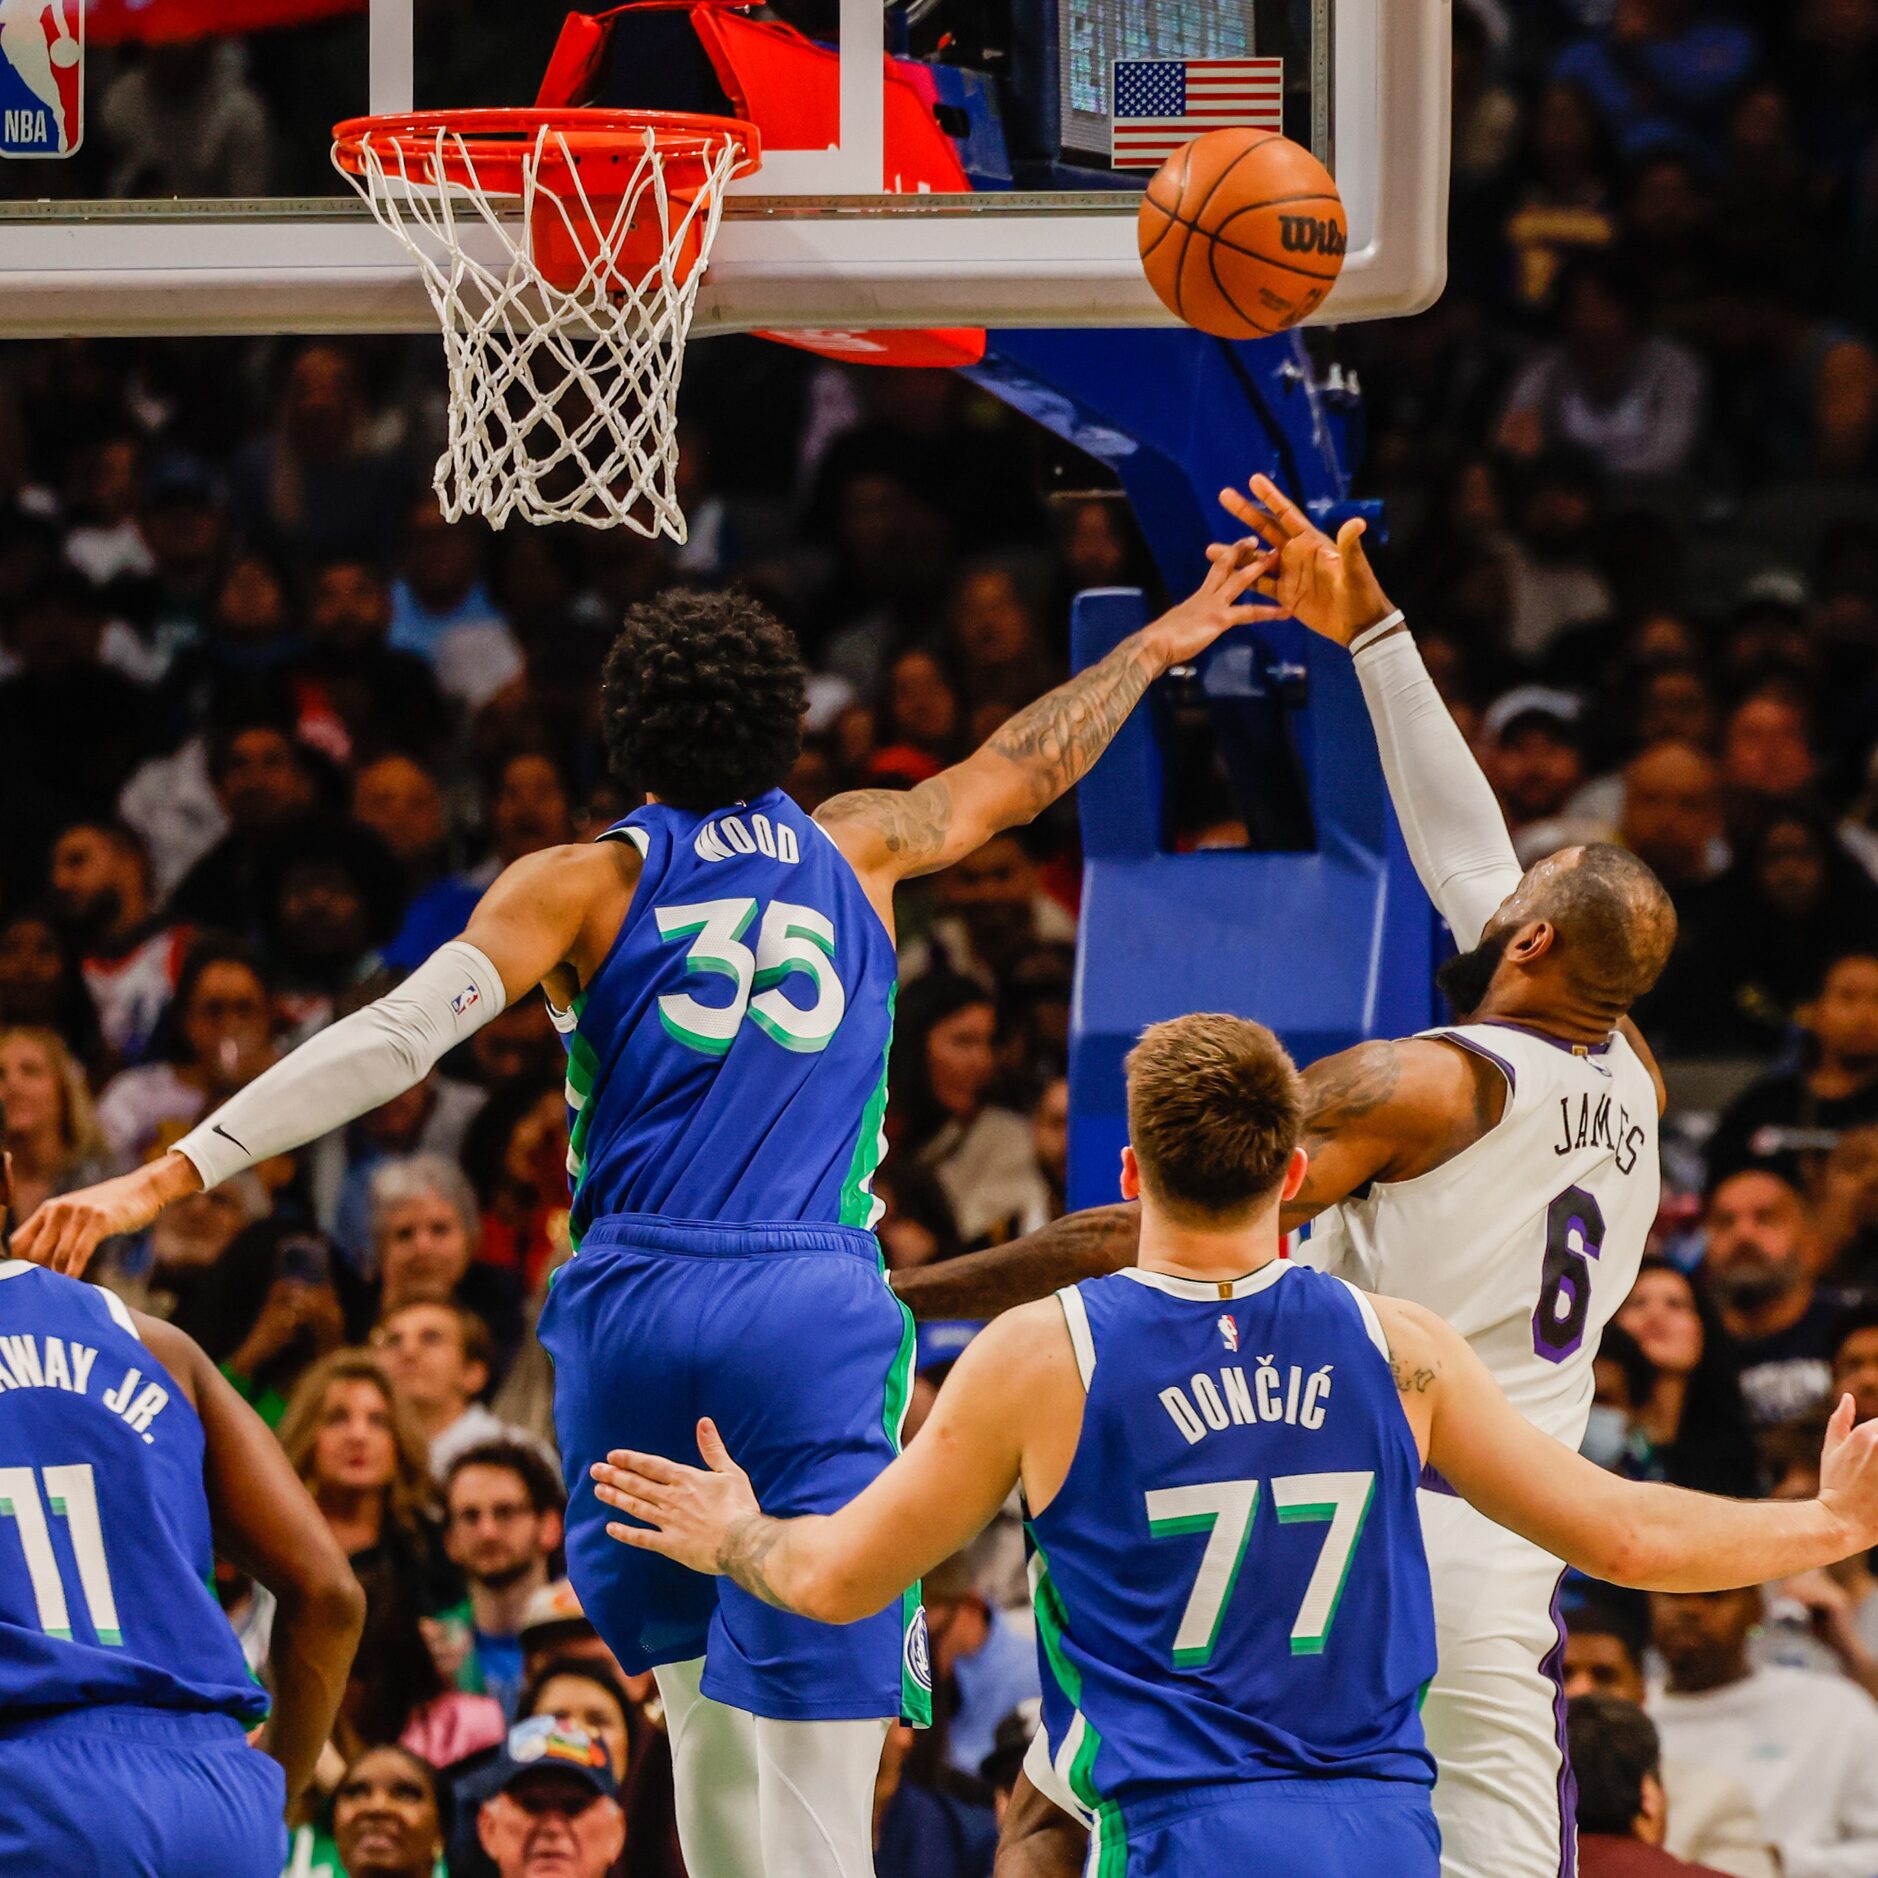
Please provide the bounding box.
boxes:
[1506,844,1677,1014]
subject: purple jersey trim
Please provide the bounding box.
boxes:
[1477,1018,1615,1059]
[1541,1572,1578,1878]
[1426,1028,1520,1096]
[1417,1463,1460,1497]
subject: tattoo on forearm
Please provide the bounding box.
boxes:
[986,636,1157,815]
[1391,1358,1437,1395]
[718,1514,791,1610]
[1298,1042,1404,1158]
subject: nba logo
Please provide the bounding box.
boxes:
[451,984,480,1017]
[1218,1314,1239,1353]
[0,0,82,159]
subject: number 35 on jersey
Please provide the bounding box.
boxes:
[655,898,846,1056]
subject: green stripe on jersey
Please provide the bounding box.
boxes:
[838,985,895,1230]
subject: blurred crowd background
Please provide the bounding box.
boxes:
[3,0,1878,1872]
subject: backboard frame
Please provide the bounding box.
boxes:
[0,0,1447,337]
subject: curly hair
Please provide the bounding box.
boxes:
[600,589,807,809]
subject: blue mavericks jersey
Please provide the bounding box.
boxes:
[556,790,900,1243]
[0,1262,264,1723]
[1029,1261,1437,1824]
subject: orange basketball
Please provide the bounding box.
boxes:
[1136,129,1347,339]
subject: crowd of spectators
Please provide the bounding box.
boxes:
[2,0,1878,1872]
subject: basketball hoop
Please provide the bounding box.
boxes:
[332,109,759,537]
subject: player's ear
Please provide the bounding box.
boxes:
[1280,1145,1309,1203]
[1119,1147,1141,1202]
[1505,918,1554,964]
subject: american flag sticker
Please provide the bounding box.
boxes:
[1111,58,1284,170]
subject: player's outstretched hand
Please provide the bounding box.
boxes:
[10,1154,199,1277]
[1818,1394,1878,1553]
[1139,509,1288,667]
[1208,473,1396,648]
[593,1418,761,1575]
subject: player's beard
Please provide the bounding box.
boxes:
[1436,931,1507,1019]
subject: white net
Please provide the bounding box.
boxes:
[336,120,746,538]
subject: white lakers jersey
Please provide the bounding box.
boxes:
[1299,1020,1659,1449]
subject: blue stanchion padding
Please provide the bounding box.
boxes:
[967,329,1438,1210]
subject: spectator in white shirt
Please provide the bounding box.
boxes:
[1650,1584,1878,1878]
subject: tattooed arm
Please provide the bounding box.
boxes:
[816,547,1268,911]
[1282,1036,1509,1227]
[593,1302,1078,1624]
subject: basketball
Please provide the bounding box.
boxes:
[1136,128,1348,339]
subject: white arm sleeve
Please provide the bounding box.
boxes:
[173,939,508,1190]
[1352,627,1525,947]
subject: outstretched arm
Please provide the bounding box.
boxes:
[816,548,1269,901]
[12,839,637,1274]
[890,1038,1503,1321]
[1220,476,1664,1109]
[1380,1296,1878,1591]
[591,1303,1074,1623]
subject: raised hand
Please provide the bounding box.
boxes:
[593,1418,763,1578]
[1819,1393,1878,1552]
[1139,519,1290,666]
[11,1153,201,1277]
[1210,473,1397,648]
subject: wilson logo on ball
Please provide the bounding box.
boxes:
[1278,216,1347,258]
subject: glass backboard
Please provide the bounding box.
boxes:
[0,0,1446,337]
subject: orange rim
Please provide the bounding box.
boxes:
[332,107,761,193]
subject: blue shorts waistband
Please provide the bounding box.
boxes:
[0,1704,258,1749]
[578,1212,882,1263]
[1120,1774,1433,1834]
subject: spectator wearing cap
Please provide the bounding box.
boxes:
[1707,956,1878,1190]
[375,1300,519,1478]
[921,1551,1042,1781]
[515,1580,640,1697]
[1479,686,1591,851]
[1565,1591,1777,1878]
[1649,1585,1878,1877]
[1701,1169,1840,1427]
[443,1440,568,1721]
[48,818,189,1065]
[1570,1694,1733,1877]
[476,1719,626,1878]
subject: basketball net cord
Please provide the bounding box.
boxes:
[338,123,742,538]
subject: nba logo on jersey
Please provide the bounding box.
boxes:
[1219,1314,1240,1352]
[0,0,82,158]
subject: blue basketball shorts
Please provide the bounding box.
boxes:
[0,1706,287,1876]
[538,1213,930,1724]
[1110,1778,1441,1877]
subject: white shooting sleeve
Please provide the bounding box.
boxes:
[173,939,508,1190]
[1351,624,1524,948]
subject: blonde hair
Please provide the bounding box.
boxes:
[276,1348,439,1532]
[0,1026,105,1169]
[1125,1013,1303,1224]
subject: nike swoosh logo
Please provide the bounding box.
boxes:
[211,1123,248,1153]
